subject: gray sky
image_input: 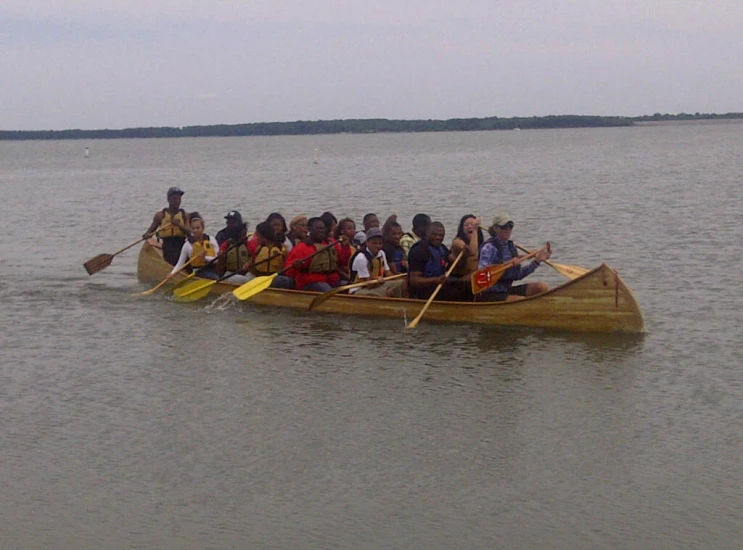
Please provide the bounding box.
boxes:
[2,1,741,130]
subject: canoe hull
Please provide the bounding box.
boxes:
[137,243,644,333]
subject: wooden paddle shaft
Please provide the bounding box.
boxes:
[407,249,465,329]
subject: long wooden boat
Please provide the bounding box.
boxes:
[137,242,644,333]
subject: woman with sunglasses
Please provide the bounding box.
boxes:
[476,212,551,302]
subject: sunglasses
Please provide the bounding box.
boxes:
[499,223,514,230]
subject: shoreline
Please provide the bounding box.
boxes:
[2,113,742,141]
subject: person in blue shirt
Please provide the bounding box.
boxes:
[477,212,551,302]
[408,221,467,301]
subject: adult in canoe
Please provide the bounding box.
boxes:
[449,214,484,281]
[407,221,466,301]
[143,186,190,266]
[166,212,219,280]
[216,210,246,246]
[477,212,552,302]
[399,213,431,260]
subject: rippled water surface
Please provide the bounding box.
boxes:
[2,124,742,549]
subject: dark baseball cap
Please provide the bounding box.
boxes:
[224,210,243,222]
[167,186,184,197]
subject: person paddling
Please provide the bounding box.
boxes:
[143,187,191,266]
[476,212,551,302]
[216,210,246,246]
[166,212,219,280]
[215,216,253,284]
[349,228,405,297]
[407,221,465,301]
[285,217,341,291]
[251,221,293,289]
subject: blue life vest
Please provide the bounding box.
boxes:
[422,244,448,278]
[383,243,406,273]
[487,238,518,264]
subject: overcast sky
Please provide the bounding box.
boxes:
[2,1,741,130]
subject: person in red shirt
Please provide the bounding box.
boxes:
[285,217,341,291]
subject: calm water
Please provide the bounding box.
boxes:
[2,125,742,549]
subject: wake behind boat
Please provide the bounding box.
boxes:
[137,241,645,333]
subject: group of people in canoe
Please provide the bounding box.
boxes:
[143,186,552,302]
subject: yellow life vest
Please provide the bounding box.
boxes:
[159,209,187,238]
[224,243,250,273]
[350,249,384,283]
[308,243,338,273]
[190,236,215,268]
[254,244,286,275]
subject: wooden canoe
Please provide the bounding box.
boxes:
[137,242,644,333]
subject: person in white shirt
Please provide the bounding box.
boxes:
[167,214,220,280]
[349,228,405,297]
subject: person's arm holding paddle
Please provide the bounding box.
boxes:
[143,210,165,239]
[475,212,552,301]
[166,241,193,281]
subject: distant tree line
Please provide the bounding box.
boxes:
[1,112,741,141]
[632,112,743,122]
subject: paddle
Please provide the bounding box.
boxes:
[233,239,342,301]
[84,223,172,275]
[139,256,195,296]
[143,234,238,296]
[173,272,239,303]
[308,273,407,311]
[515,243,588,280]
[173,249,285,302]
[406,250,465,329]
[471,244,549,295]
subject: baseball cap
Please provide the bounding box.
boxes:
[492,212,514,227]
[224,210,243,222]
[167,186,184,197]
[365,227,384,241]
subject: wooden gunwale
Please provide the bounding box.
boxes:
[137,242,644,333]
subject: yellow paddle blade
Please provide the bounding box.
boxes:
[172,280,217,302]
[232,274,277,301]
[173,278,211,297]
[548,261,589,280]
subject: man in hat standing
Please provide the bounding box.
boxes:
[143,187,190,266]
[477,212,551,301]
